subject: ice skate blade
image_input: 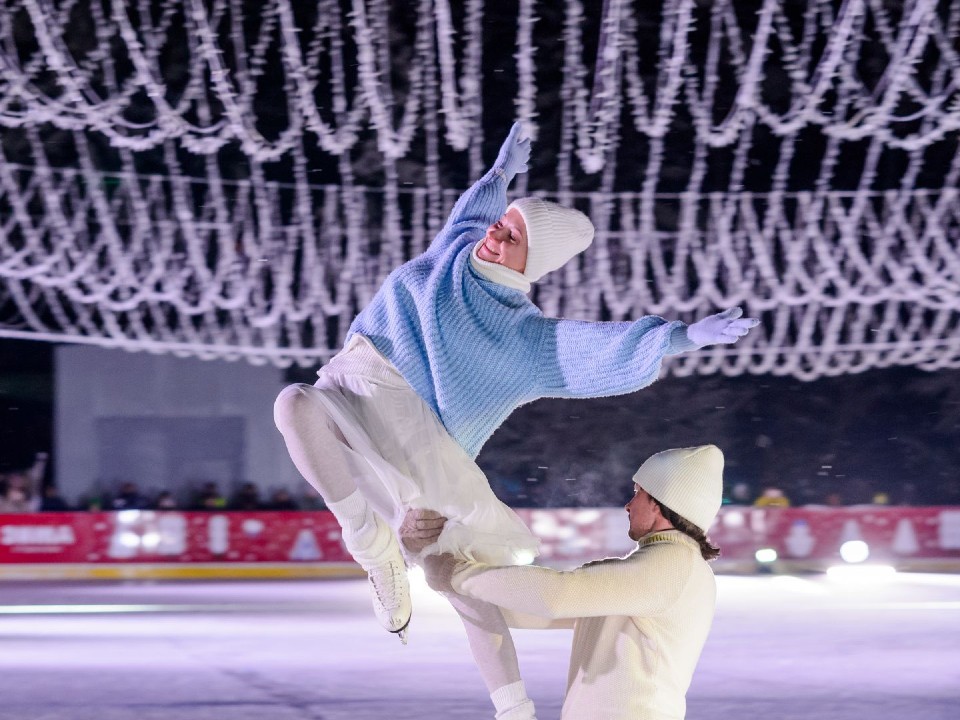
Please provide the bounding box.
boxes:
[391,619,411,645]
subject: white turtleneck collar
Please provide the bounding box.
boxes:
[469,241,532,293]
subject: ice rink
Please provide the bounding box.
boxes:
[2,570,958,720]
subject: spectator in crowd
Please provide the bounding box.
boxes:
[0,474,39,512]
[298,489,327,510]
[110,481,149,510]
[193,481,227,511]
[824,491,844,506]
[153,490,178,510]
[79,492,103,511]
[229,481,262,511]
[0,451,48,513]
[753,486,791,508]
[267,488,299,511]
[40,485,71,511]
[726,481,753,505]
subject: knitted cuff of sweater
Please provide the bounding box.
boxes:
[668,323,700,354]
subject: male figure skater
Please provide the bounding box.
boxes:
[409,445,725,720]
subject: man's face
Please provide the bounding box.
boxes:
[625,484,663,541]
[477,207,528,273]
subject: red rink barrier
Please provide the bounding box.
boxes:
[708,505,960,565]
[0,511,352,564]
[518,506,960,568]
[0,507,958,569]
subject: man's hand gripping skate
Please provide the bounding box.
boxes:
[399,508,447,554]
[398,510,462,594]
[399,510,468,593]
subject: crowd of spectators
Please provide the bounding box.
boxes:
[69,480,320,513]
[725,482,902,509]
[0,470,933,515]
[0,455,321,513]
[490,473,916,510]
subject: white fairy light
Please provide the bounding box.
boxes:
[514,0,539,143]
[433,0,482,150]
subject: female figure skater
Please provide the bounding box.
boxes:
[273,123,758,719]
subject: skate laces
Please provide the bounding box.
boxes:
[368,558,406,609]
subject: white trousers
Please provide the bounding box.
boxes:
[290,335,539,565]
[273,336,538,701]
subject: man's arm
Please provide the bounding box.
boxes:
[426,550,693,621]
[500,607,576,631]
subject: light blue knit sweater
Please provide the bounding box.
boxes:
[347,167,697,459]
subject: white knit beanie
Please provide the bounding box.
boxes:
[632,445,724,532]
[508,197,595,282]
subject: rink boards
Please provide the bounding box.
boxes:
[2,506,960,579]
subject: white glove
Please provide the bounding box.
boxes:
[398,508,447,554]
[494,122,531,180]
[686,307,760,347]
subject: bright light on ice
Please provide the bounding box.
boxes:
[755,548,778,563]
[826,565,897,583]
[407,565,427,590]
[840,540,870,563]
[769,576,830,595]
[117,510,141,524]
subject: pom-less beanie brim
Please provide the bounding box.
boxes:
[632,445,725,532]
[508,198,595,282]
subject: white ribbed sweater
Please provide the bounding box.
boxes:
[452,530,716,720]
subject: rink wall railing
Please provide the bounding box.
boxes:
[1,506,959,579]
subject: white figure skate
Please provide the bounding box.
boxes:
[347,513,412,643]
[365,545,412,644]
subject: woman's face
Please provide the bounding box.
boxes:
[477,207,528,273]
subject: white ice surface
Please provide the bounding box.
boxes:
[0,571,958,719]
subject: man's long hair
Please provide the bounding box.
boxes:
[655,500,720,561]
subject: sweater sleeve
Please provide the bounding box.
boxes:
[453,548,694,621]
[430,168,509,252]
[534,316,697,399]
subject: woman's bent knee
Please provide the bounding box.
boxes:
[273,383,320,432]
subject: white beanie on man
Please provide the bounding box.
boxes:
[632,445,724,532]
[508,197,595,282]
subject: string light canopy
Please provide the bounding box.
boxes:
[1,0,958,379]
